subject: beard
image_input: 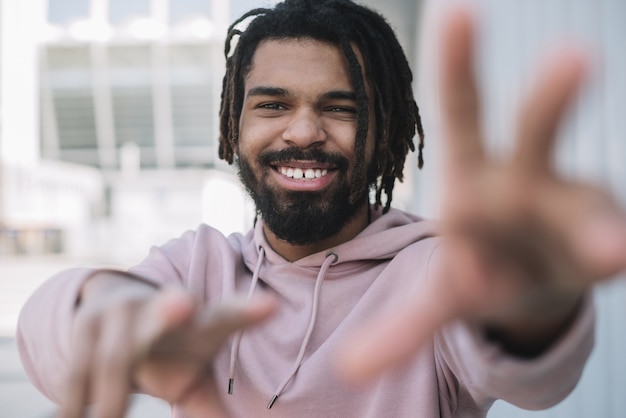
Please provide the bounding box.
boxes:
[237,147,369,246]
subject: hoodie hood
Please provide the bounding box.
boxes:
[243,206,439,271]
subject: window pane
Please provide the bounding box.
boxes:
[47,0,89,24]
[170,0,211,23]
[109,0,151,24]
[108,46,155,163]
[230,0,278,22]
[111,86,154,148]
[45,46,98,156]
[54,89,98,149]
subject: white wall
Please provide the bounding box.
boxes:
[0,0,45,167]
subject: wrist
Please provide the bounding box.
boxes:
[484,289,585,358]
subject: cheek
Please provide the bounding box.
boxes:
[239,116,281,153]
[237,109,258,149]
[328,123,359,154]
[237,121,260,158]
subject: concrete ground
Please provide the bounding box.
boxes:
[0,336,56,418]
[0,338,170,417]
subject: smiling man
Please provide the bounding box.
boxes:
[17,1,626,418]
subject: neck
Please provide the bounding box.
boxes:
[263,203,370,262]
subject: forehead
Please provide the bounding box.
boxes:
[245,38,354,91]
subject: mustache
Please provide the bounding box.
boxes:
[258,147,349,171]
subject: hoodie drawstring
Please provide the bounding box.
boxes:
[228,246,265,395]
[267,251,338,409]
[227,249,339,410]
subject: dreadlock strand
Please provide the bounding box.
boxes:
[337,33,373,205]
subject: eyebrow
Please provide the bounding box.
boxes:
[246,86,289,98]
[246,86,357,101]
[321,90,357,101]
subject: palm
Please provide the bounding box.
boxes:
[135,299,272,415]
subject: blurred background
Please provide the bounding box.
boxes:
[0,0,624,417]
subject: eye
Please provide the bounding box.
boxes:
[329,106,356,113]
[324,105,357,121]
[326,106,357,113]
[258,102,286,110]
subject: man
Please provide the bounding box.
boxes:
[17,0,626,417]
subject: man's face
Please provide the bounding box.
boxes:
[236,38,375,245]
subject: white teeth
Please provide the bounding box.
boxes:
[279,166,329,179]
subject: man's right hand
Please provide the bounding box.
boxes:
[60,271,276,418]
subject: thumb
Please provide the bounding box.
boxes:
[136,287,197,348]
[573,213,626,280]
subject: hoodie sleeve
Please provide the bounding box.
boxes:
[128,229,197,286]
[435,295,594,411]
[17,268,100,403]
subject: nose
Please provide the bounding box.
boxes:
[282,108,327,147]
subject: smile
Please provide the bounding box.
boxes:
[278,166,329,180]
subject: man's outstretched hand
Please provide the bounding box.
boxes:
[339,5,626,382]
[59,272,276,418]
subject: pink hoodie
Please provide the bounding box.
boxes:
[17,207,594,417]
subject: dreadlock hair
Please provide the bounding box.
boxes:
[219,0,425,213]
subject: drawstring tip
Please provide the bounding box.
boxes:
[228,378,234,395]
[267,395,279,409]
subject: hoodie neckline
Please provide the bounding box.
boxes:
[250,207,435,268]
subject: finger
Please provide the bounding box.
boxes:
[135,287,197,349]
[550,187,626,280]
[144,294,277,360]
[514,48,588,172]
[196,295,278,345]
[93,310,135,418]
[440,5,485,169]
[131,288,198,392]
[574,213,626,280]
[59,317,100,418]
[135,295,277,406]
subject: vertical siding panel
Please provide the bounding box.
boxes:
[478,0,518,155]
[603,0,626,203]
[571,0,605,183]
[571,1,613,416]
[602,0,626,416]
